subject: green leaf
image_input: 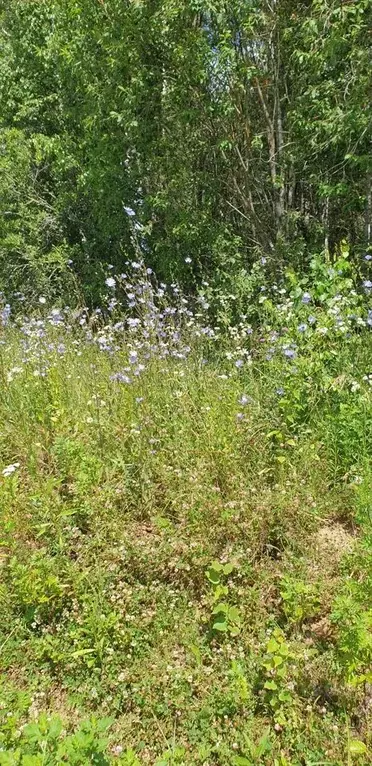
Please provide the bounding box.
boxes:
[232,757,252,765]
[223,562,234,575]
[348,740,367,756]
[206,569,220,585]
[212,621,228,632]
[212,602,229,614]
[266,638,280,653]
[279,643,289,657]
[273,655,283,667]
[71,648,95,657]
[278,690,292,703]
[228,606,241,623]
[264,680,278,690]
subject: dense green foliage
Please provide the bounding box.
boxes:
[0,0,371,301]
[0,1,371,762]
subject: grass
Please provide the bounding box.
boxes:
[0,293,371,765]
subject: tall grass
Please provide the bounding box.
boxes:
[0,265,371,764]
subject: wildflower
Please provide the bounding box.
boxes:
[128,350,138,364]
[236,412,245,421]
[238,394,252,406]
[298,323,307,332]
[185,257,192,263]
[283,348,296,359]
[260,256,267,265]
[110,372,132,384]
[363,280,372,289]
[131,261,142,269]
[276,387,285,396]
[2,462,20,477]
[235,359,244,369]
[308,315,316,324]
[351,475,363,485]
[49,308,63,326]
[105,277,116,288]
[39,296,46,305]
[364,253,372,261]
[123,205,136,216]
[302,292,311,304]
[1,304,11,326]
[7,366,23,383]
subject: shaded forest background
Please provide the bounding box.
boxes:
[0,0,371,304]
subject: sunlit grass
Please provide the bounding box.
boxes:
[0,294,371,763]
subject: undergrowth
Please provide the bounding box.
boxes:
[0,255,371,764]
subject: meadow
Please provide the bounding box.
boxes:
[0,256,371,765]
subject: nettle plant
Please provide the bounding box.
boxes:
[206,561,241,637]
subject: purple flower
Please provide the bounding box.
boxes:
[308,315,316,324]
[123,206,136,217]
[363,280,372,289]
[49,309,63,326]
[283,348,296,359]
[302,292,311,304]
[363,254,372,261]
[128,350,138,364]
[298,323,307,332]
[238,394,253,406]
[276,387,285,396]
[260,257,267,265]
[110,372,132,384]
[235,359,244,369]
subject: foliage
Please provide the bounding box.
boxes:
[0,262,371,762]
[206,561,241,636]
[0,1,371,301]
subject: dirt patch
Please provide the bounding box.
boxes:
[309,522,356,578]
